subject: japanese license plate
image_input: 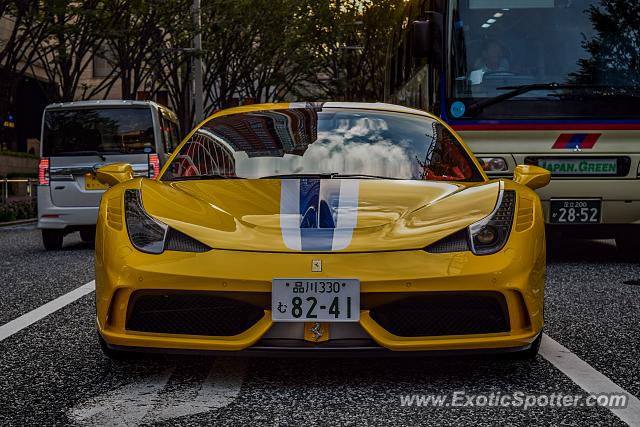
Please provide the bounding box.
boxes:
[84,172,108,190]
[550,199,601,224]
[271,279,360,322]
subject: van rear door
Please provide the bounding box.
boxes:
[43,107,156,207]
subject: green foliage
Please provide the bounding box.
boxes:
[0,150,39,160]
[0,200,36,222]
[4,0,406,130]
[572,0,640,86]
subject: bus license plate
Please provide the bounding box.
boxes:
[271,279,359,322]
[550,199,601,224]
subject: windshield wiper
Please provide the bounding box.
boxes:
[58,150,108,161]
[260,173,337,179]
[260,173,397,180]
[167,174,242,181]
[465,83,606,117]
[330,174,399,180]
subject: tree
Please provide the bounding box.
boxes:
[98,0,190,100]
[572,0,640,86]
[299,0,404,102]
[29,0,110,101]
[0,1,53,129]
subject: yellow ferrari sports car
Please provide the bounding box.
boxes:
[94,102,550,359]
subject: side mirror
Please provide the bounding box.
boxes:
[411,13,443,65]
[513,165,551,190]
[96,163,134,187]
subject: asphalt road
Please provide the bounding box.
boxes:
[0,224,639,426]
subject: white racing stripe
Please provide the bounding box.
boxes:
[0,280,95,342]
[541,334,640,426]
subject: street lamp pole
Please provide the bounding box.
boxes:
[193,0,204,124]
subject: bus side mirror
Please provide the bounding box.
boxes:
[96,163,134,186]
[513,165,551,190]
[411,13,443,65]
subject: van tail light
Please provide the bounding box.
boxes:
[148,154,160,179]
[39,158,50,185]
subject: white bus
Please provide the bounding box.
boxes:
[386,0,640,254]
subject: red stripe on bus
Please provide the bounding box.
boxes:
[580,133,601,149]
[551,133,574,149]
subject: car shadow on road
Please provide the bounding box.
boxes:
[546,237,632,263]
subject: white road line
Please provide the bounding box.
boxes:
[69,368,174,426]
[541,334,640,426]
[149,357,247,422]
[68,358,247,425]
[0,280,95,342]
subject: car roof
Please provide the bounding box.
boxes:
[45,99,163,110]
[203,102,437,124]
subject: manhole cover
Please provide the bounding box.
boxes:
[623,280,640,286]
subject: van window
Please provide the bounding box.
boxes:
[160,112,180,153]
[43,108,155,156]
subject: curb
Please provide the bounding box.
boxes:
[0,218,37,228]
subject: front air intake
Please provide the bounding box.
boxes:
[369,292,509,337]
[127,293,264,336]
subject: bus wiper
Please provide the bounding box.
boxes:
[466,83,600,117]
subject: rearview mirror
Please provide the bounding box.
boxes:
[411,13,443,65]
[513,165,550,190]
[96,163,134,186]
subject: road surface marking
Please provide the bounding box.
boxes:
[541,334,640,426]
[0,280,95,341]
[68,358,246,425]
[149,357,247,422]
[69,368,174,426]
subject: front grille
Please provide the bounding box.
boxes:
[127,293,264,336]
[425,229,470,253]
[369,292,509,337]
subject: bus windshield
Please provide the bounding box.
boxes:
[448,0,640,119]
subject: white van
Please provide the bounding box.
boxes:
[38,100,180,250]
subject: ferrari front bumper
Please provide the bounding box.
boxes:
[96,227,545,353]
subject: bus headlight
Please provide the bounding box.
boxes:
[478,157,508,172]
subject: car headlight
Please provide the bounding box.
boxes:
[124,189,211,254]
[425,189,516,255]
[478,157,508,172]
[468,190,516,255]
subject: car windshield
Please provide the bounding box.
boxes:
[448,0,640,119]
[162,108,483,182]
[43,107,156,156]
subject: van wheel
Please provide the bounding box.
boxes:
[80,228,96,243]
[42,229,64,250]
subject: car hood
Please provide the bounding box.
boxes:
[141,178,500,252]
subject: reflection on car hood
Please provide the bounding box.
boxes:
[141,179,500,252]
